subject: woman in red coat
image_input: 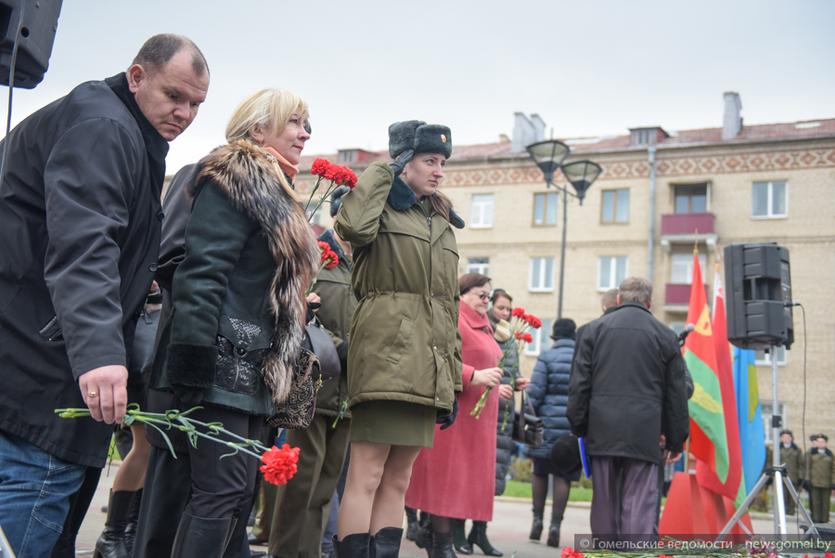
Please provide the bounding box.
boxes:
[406,273,505,557]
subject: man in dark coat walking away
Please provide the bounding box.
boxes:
[0,34,209,557]
[567,277,689,543]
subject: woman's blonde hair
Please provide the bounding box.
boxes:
[225,89,309,198]
[225,88,309,143]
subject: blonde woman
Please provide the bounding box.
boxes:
[135,89,318,558]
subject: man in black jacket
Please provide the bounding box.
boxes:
[567,277,689,543]
[0,34,208,556]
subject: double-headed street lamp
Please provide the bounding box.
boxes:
[526,140,602,319]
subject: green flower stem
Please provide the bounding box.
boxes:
[304,177,325,214]
[55,405,273,462]
[307,183,338,222]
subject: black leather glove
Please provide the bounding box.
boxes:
[437,399,458,430]
[388,149,414,176]
[172,385,204,409]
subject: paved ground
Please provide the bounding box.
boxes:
[76,463,825,557]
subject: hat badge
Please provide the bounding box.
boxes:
[440,134,447,143]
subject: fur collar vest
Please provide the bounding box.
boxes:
[199,139,318,406]
[388,176,465,229]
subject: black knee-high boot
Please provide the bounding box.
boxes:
[94,490,136,558]
[333,533,371,558]
[431,531,457,558]
[373,527,403,558]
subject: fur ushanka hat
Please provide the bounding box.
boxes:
[388,120,452,159]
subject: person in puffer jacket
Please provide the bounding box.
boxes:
[526,318,578,548]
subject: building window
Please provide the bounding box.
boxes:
[529,257,555,291]
[752,181,787,218]
[525,318,554,356]
[470,194,494,228]
[466,257,490,276]
[670,253,707,284]
[755,346,787,366]
[674,184,708,213]
[338,150,356,163]
[533,192,558,226]
[598,256,628,290]
[601,188,630,223]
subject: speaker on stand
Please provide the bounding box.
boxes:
[718,243,818,541]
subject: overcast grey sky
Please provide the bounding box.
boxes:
[4,0,834,172]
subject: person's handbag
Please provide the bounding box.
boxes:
[267,318,338,429]
[549,434,582,475]
[512,391,544,448]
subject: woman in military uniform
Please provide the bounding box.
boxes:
[333,121,464,557]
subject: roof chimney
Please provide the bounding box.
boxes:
[530,113,546,142]
[511,112,536,153]
[722,92,743,140]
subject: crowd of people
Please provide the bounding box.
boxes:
[0,32,830,558]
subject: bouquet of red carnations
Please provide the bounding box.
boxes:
[56,405,301,486]
[305,158,357,222]
[470,308,541,418]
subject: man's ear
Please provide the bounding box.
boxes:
[615,294,622,306]
[126,63,146,94]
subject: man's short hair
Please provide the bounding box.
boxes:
[601,288,618,311]
[132,34,208,77]
[618,277,652,306]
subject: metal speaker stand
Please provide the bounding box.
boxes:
[717,345,818,540]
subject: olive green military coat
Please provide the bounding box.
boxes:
[335,162,464,413]
[311,230,356,417]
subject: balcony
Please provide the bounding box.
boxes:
[665,283,711,312]
[660,212,717,250]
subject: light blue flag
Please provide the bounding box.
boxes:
[732,346,766,494]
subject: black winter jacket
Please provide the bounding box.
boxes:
[528,338,575,460]
[0,74,168,467]
[567,302,690,463]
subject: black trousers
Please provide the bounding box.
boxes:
[133,404,265,558]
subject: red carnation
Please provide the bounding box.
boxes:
[311,158,332,178]
[561,548,585,558]
[523,332,534,343]
[511,307,526,318]
[323,249,339,270]
[259,443,300,485]
[526,314,543,329]
[317,240,330,252]
[514,331,525,340]
[342,167,358,188]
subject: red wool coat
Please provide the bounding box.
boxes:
[405,302,503,520]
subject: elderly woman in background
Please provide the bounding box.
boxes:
[135,88,318,558]
[406,273,512,558]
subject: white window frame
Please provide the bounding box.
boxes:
[533,192,558,226]
[525,318,554,356]
[528,257,555,292]
[597,256,628,291]
[601,188,630,224]
[751,180,788,219]
[670,253,707,284]
[755,346,788,366]
[469,194,495,229]
[466,257,490,276]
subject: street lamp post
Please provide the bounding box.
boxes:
[526,140,602,319]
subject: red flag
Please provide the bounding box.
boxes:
[684,253,740,502]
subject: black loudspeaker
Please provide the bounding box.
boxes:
[0,0,63,89]
[724,243,793,350]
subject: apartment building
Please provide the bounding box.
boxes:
[300,93,835,439]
